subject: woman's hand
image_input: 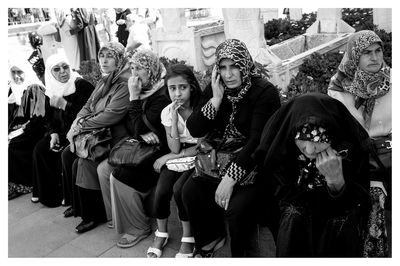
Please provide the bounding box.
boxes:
[49,133,60,150]
[116,19,125,25]
[215,175,236,210]
[128,75,142,101]
[49,95,67,110]
[210,65,224,110]
[316,146,345,193]
[153,154,170,173]
[140,131,160,145]
[66,124,80,152]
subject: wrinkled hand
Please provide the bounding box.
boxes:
[316,146,345,190]
[153,155,170,173]
[215,175,236,210]
[116,19,125,25]
[49,133,60,150]
[211,65,225,101]
[50,95,67,110]
[66,125,80,153]
[140,132,160,145]
[128,75,142,100]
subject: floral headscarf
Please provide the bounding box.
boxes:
[331,30,391,129]
[215,39,260,139]
[129,49,166,100]
[44,53,81,98]
[295,123,331,144]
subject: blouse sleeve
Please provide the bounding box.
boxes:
[160,104,172,127]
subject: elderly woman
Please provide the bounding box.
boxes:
[254,93,371,257]
[61,41,130,234]
[97,49,170,249]
[31,53,94,207]
[181,39,281,257]
[328,30,391,257]
[8,57,47,200]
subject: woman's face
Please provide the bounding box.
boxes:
[295,140,331,159]
[130,63,150,86]
[358,43,383,73]
[98,50,118,74]
[51,62,71,83]
[219,58,242,89]
[10,66,25,84]
[167,75,191,106]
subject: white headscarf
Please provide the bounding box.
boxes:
[44,53,81,98]
[8,56,44,105]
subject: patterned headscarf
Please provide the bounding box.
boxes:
[98,41,126,71]
[215,39,260,139]
[129,49,166,99]
[295,123,331,144]
[334,30,391,128]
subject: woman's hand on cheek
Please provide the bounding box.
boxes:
[128,76,142,100]
[210,65,224,110]
[316,147,345,191]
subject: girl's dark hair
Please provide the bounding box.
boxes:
[164,64,202,108]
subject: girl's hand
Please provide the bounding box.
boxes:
[128,75,142,100]
[316,146,345,192]
[153,155,170,173]
[140,132,160,145]
[211,65,225,101]
[171,99,182,123]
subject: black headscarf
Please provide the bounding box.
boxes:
[254,93,371,177]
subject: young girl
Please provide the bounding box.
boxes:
[147,64,202,258]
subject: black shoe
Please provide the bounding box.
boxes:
[75,220,98,234]
[63,207,74,218]
[193,237,226,258]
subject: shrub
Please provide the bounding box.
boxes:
[77,60,102,87]
[342,8,374,31]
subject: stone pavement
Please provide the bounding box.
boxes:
[8,193,276,258]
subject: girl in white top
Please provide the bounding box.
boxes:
[147,64,202,258]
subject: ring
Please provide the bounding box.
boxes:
[221,200,226,203]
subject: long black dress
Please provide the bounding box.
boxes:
[32,78,94,207]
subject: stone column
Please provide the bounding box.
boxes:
[159,8,187,33]
[222,8,281,67]
[306,8,354,34]
[373,8,392,32]
[260,8,279,23]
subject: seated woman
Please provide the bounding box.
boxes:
[31,53,94,207]
[327,30,391,257]
[102,49,170,249]
[8,57,47,200]
[253,93,371,257]
[61,41,130,234]
[182,39,281,257]
[146,64,202,258]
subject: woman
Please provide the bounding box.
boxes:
[31,53,94,207]
[328,30,391,257]
[253,93,371,257]
[147,64,202,258]
[99,49,170,249]
[8,57,47,200]
[61,41,130,234]
[182,39,281,257]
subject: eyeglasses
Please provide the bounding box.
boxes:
[52,65,70,72]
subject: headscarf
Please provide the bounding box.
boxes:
[8,56,44,105]
[129,49,166,100]
[91,41,129,108]
[254,93,371,174]
[329,30,391,129]
[215,39,260,139]
[44,53,81,98]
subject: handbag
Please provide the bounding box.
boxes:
[73,110,112,161]
[74,127,112,161]
[193,134,245,184]
[108,100,161,167]
[166,156,196,172]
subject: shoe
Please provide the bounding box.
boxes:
[107,221,114,229]
[146,230,169,258]
[75,220,98,234]
[117,232,150,248]
[31,197,39,203]
[175,236,195,258]
[63,207,74,218]
[193,237,225,258]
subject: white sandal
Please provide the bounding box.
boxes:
[146,230,169,258]
[175,236,195,258]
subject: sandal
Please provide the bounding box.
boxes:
[193,237,225,258]
[175,236,195,258]
[146,230,169,258]
[117,232,150,248]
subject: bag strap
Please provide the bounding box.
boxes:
[141,100,159,136]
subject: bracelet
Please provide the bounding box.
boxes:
[181,149,185,157]
[169,134,180,140]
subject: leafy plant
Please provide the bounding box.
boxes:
[77,60,102,87]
